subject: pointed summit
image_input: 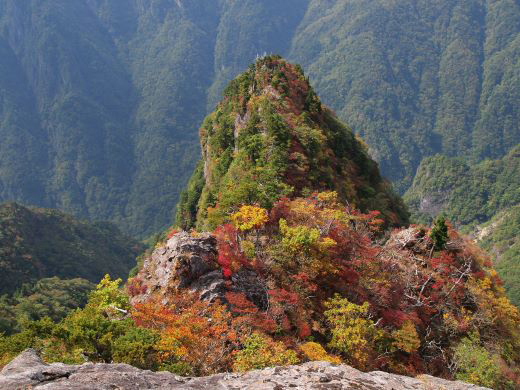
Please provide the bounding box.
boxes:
[176,56,408,230]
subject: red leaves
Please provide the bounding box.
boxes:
[127,277,147,297]
[166,228,179,240]
[225,292,258,315]
[338,267,360,284]
[430,253,455,272]
[381,309,408,327]
[268,289,299,306]
[291,272,318,292]
[431,278,445,290]
[224,292,279,334]
[214,223,248,278]
[296,321,312,339]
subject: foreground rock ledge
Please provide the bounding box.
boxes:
[0,349,489,390]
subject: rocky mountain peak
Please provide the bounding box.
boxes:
[176,56,408,231]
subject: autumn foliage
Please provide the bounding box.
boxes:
[4,191,519,388]
[204,191,520,387]
[132,292,237,375]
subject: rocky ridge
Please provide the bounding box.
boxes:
[0,349,489,390]
[129,231,267,308]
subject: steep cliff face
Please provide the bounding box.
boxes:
[129,232,224,305]
[0,349,490,390]
[129,232,267,311]
[176,56,408,231]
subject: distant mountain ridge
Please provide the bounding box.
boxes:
[404,145,520,229]
[0,202,142,295]
[1,0,520,236]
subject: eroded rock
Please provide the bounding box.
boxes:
[130,231,222,304]
[129,232,267,306]
[0,349,491,390]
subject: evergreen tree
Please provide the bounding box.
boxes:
[430,216,449,251]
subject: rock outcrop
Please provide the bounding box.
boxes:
[129,232,267,307]
[0,349,490,390]
[129,231,223,305]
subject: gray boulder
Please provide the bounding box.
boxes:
[130,231,223,304]
[0,349,490,390]
[130,232,267,306]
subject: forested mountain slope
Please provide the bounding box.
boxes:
[0,202,142,295]
[289,0,520,191]
[477,205,520,306]
[1,0,519,236]
[404,145,520,228]
[176,56,408,231]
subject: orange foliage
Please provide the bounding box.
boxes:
[132,293,237,375]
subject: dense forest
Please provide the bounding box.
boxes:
[0,203,142,295]
[1,59,519,388]
[0,277,94,335]
[405,145,520,229]
[1,0,520,237]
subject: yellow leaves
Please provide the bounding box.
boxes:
[324,295,383,369]
[240,239,256,259]
[391,321,420,353]
[479,277,492,291]
[232,333,299,372]
[316,191,340,207]
[279,218,321,254]
[300,342,341,364]
[496,296,520,323]
[286,194,351,226]
[231,205,268,231]
[317,237,337,251]
[279,215,336,257]
[89,274,129,314]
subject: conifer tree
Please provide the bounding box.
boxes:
[430,216,449,251]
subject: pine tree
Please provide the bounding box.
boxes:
[430,216,448,251]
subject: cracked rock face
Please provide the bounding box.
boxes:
[130,231,224,304]
[0,349,490,390]
[129,231,267,306]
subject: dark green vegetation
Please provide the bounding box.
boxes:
[0,0,304,237]
[430,216,449,251]
[289,0,520,192]
[405,145,520,229]
[176,57,408,231]
[0,276,160,368]
[0,202,143,296]
[1,0,520,236]
[0,277,94,335]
